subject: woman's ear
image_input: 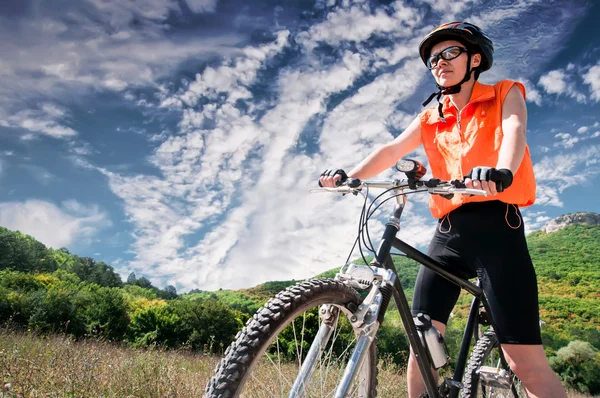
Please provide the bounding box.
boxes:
[471,53,482,68]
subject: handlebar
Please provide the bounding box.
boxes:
[310,178,487,197]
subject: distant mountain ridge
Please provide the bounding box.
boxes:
[541,212,600,233]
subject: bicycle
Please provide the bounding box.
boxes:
[204,159,526,398]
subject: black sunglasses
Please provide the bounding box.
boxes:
[427,46,469,69]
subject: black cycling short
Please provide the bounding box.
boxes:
[411,200,542,345]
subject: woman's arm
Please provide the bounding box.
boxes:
[465,84,527,195]
[497,84,528,173]
[348,116,423,179]
[320,116,422,187]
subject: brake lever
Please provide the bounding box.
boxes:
[451,179,467,188]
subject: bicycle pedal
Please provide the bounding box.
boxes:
[477,366,513,389]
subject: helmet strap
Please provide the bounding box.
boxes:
[422,52,476,123]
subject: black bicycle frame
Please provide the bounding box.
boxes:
[370,201,512,398]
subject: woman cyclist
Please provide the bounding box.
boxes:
[319,22,567,398]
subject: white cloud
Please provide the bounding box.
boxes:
[92,0,598,291]
[538,68,586,103]
[521,210,551,234]
[553,132,579,149]
[0,0,243,132]
[422,0,480,19]
[0,104,77,139]
[169,30,290,109]
[533,145,600,207]
[583,63,600,101]
[296,1,421,53]
[185,0,219,13]
[0,200,109,249]
[3,0,593,291]
[539,70,567,94]
[519,78,542,106]
[103,15,440,290]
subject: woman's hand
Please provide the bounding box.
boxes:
[318,169,348,188]
[464,166,513,196]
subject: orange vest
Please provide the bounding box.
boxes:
[419,80,536,218]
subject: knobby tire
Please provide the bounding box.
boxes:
[205,278,378,398]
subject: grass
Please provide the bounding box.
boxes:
[0,329,593,397]
[0,330,215,397]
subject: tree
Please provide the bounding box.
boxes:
[134,277,153,289]
[549,340,600,394]
[28,284,86,336]
[171,299,239,352]
[79,286,129,340]
[127,303,181,348]
[127,272,137,284]
[0,228,57,272]
[88,261,123,288]
[161,285,178,300]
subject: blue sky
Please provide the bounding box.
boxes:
[0,0,598,292]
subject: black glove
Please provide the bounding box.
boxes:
[465,167,513,192]
[318,169,348,187]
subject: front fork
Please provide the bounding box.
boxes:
[288,279,389,398]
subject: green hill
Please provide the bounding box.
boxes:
[0,217,598,394]
[528,225,600,351]
[1,217,599,355]
[205,222,600,354]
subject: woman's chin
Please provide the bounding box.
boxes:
[436,76,460,87]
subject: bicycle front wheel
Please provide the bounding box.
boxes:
[462,330,526,397]
[205,278,378,398]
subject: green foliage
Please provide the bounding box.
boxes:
[0,227,57,272]
[377,321,410,367]
[28,285,86,336]
[127,303,181,348]
[246,280,297,299]
[122,284,159,301]
[170,299,239,353]
[0,228,122,287]
[529,225,600,286]
[78,285,129,340]
[549,340,600,394]
[0,269,46,292]
[160,285,178,300]
[183,290,262,315]
[527,226,600,352]
[125,272,178,300]
[0,220,598,382]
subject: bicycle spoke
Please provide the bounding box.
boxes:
[248,371,283,398]
[293,317,301,369]
[300,311,307,366]
[276,338,283,396]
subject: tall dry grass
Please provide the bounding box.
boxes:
[0,329,592,397]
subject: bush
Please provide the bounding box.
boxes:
[28,285,86,336]
[549,340,600,395]
[170,299,239,353]
[127,303,181,348]
[377,322,410,367]
[79,286,130,340]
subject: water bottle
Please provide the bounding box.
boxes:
[414,313,449,369]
